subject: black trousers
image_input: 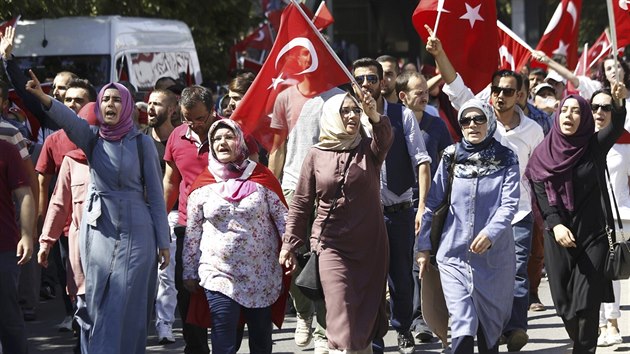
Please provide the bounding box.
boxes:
[174,225,210,354]
[451,322,498,354]
[561,307,599,354]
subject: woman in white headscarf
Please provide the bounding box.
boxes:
[416,99,520,354]
[279,92,393,353]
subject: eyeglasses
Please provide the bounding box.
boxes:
[181,114,210,126]
[459,115,488,126]
[490,86,517,97]
[591,104,613,112]
[354,74,379,85]
[340,107,363,116]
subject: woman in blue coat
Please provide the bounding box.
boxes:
[416,99,520,354]
[26,73,170,354]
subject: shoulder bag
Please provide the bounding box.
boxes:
[601,168,630,280]
[429,146,457,255]
[295,149,356,301]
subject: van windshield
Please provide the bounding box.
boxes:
[14,55,110,88]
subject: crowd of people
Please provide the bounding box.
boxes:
[0,15,629,354]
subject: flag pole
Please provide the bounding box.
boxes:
[313,1,324,20]
[605,0,620,85]
[290,0,358,87]
[433,0,445,37]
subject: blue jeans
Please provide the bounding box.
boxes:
[0,251,28,354]
[504,213,533,334]
[205,290,272,354]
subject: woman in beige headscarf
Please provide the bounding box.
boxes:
[279,91,393,353]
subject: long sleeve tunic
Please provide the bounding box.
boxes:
[531,105,626,321]
[416,144,520,346]
[44,100,169,354]
[282,116,393,351]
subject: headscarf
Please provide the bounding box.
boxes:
[315,93,362,151]
[206,119,257,202]
[524,94,595,211]
[450,98,518,178]
[95,82,135,141]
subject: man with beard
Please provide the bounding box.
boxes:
[164,85,216,354]
[377,55,401,104]
[146,88,179,344]
[353,58,431,354]
[426,32,543,352]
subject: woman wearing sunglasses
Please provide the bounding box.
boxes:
[525,83,627,353]
[590,89,628,347]
[416,98,520,354]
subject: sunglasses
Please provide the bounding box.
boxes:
[354,74,379,85]
[490,86,517,97]
[591,104,613,112]
[459,115,488,126]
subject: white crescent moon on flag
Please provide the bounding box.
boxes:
[275,37,319,75]
[499,45,515,70]
[543,4,563,35]
[254,30,265,42]
[620,0,629,11]
[567,1,578,29]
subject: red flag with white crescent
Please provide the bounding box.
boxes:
[574,31,611,76]
[497,21,532,72]
[534,0,582,69]
[230,3,349,152]
[613,0,630,48]
[312,1,334,31]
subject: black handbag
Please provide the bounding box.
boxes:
[429,147,457,255]
[295,149,356,301]
[601,168,630,280]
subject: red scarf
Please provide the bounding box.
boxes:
[186,163,291,329]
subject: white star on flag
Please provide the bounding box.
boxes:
[552,40,569,56]
[459,3,484,28]
[268,74,285,90]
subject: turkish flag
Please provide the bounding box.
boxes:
[497,21,532,72]
[613,0,630,48]
[313,1,334,31]
[231,3,349,152]
[413,0,498,95]
[0,15,20,35]
[534,0,582,70]
[574,31,611,76]
[234,23,274,52]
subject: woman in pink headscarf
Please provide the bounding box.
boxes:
[26,74,170,354]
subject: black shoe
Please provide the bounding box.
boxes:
[22,307,36,321]
[412,318,434,343]
[397,331,416,354]
[40,285,56,300]
[506,329,529,352]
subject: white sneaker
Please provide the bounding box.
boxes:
[56,316,73,332]
[608,331,623,345]
[156,321,175,344]
[597,331,610,347]
[294,314,313,347]
[314,338,329,354]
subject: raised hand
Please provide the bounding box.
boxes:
[0,25,15,59]
[25,69,53,108]
[424,24,444,57]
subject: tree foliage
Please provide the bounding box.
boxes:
[0,0,258,83]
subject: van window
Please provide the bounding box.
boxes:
[128,52,193,91]
[14,55,110,88]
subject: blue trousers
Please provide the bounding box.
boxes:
[0,251,28,354]
[205,290,273,354]
[504,213,533,334]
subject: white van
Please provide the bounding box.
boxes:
[11,16,202,94]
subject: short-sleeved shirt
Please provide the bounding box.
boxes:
[35,129,78,175]
[164,124,210,225]
[0,140,29,252]
[0,118,30,160]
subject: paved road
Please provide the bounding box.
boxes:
[23,278,630,353]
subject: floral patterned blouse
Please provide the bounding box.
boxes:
[184,183,287,308]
